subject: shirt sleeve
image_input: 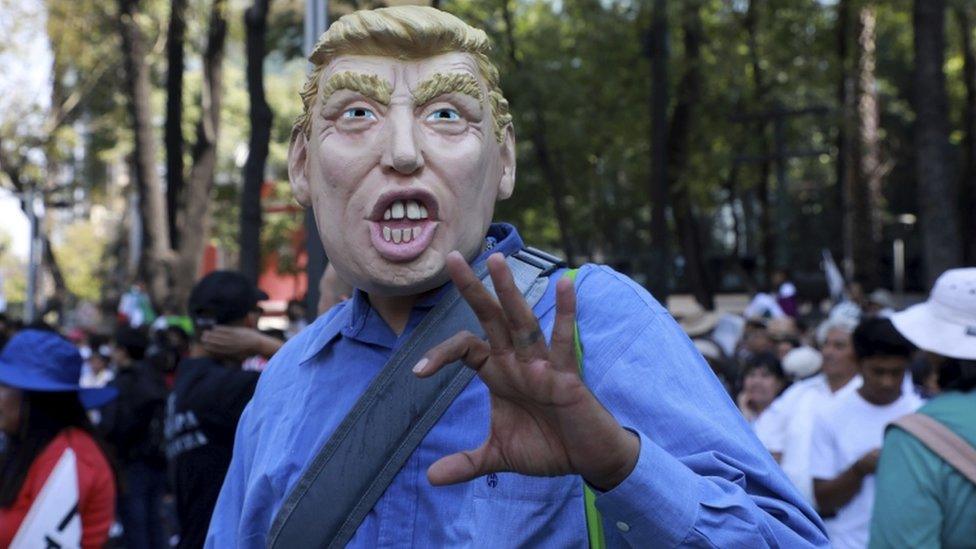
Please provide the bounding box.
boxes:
[574,266,828,548]
[754,393,789,453]
[868,427,943,548]
[808,410,839,481]
[77,444,116,549]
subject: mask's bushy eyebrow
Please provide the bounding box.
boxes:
[321,71,394,105]
[411,72,484,106]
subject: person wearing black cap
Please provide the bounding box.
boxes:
[164,271,266,549]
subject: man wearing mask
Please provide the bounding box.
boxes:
[208,7,826,547]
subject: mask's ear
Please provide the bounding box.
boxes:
[497,124,516,200]
[288,128,311,207]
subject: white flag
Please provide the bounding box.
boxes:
[821,249,846,304]
[11,448,82,549]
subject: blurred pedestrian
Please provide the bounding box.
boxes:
[811,318,923,549]
[79,335,114,389]
[284,300,308,340]
[0,329,117,547]
[870,268,976,548]
[165,271,263,549]
[0,313,11,350]
[737,352,788,425]
[101,326,169,549]
[863,289,895,319]
[693,338,737,397]
[768,317,801,360]
[772,269,799,318]
[738,319,776,363]
[755,316,860,504]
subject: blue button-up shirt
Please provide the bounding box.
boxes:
[207,224,827,548]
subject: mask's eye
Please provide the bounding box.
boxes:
[342,107,376,120]
[426,108,461,121]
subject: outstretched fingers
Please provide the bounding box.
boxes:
[413,330,491,378]
[445,251,513,353]
[548,276,579,373]
[486,253,548,360]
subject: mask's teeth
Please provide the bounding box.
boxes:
[383,226,392,242]
[419,204,428,219]
[412,227,421,239]
[406,200,421,220]
[383,207,392,221]
[392,228,403,243]
[391,200,405,220]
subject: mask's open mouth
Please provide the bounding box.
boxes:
[368,190,440,261]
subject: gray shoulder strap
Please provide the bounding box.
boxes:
[267,249,562,549]
[890,413,976,485]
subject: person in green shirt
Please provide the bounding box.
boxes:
[870,267,976,548]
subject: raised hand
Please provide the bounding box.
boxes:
[413,251,639,491]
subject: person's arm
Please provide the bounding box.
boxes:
[571,267,829,547]
[78,444,116,549]
[587,321,826,546]
[202,326,284,359]
[868,428,943,548]
[812,449,878,514]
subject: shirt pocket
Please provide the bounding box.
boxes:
[468,473,588,548]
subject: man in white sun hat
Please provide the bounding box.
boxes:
[869,267,976,548]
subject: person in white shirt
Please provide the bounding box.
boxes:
[755,316,862,504]
[810,317,923,549]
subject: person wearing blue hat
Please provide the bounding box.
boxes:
[0,328,118,547]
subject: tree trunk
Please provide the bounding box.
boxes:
[744,0,774,284]
[172,0,228,307]
[668,0,714,310]
[913,0,961,286]
[240,0,273,282]
[500,0,575,262]
[836,0,857,281]
[956,4,976,264]
[851,4,882,288]
[117,0,173,306]
[647,0,670,301]
[165,0,187,249]
[0,142,71,308]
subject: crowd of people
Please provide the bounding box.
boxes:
[0,268,350,548]
[680,267,976,548]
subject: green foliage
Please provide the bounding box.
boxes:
[0,231,26,306]
[51,219,111,301]
[10,0,972,296]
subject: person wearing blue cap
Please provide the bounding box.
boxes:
[0,328,118,548]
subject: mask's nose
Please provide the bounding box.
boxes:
[380,105,425,175]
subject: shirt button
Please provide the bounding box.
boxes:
[616,521,630,533]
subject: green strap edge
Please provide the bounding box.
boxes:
[564,269,607,549]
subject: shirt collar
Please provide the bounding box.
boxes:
[298,223,523,364]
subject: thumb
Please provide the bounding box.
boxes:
[427,446,494,486]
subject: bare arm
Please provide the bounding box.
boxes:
[813,449,879,514]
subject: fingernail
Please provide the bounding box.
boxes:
[412,358,428,374]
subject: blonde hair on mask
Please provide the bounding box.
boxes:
[294,5,512,142]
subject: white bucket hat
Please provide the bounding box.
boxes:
[891,268,976,360]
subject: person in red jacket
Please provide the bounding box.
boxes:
[0,328,118,548]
